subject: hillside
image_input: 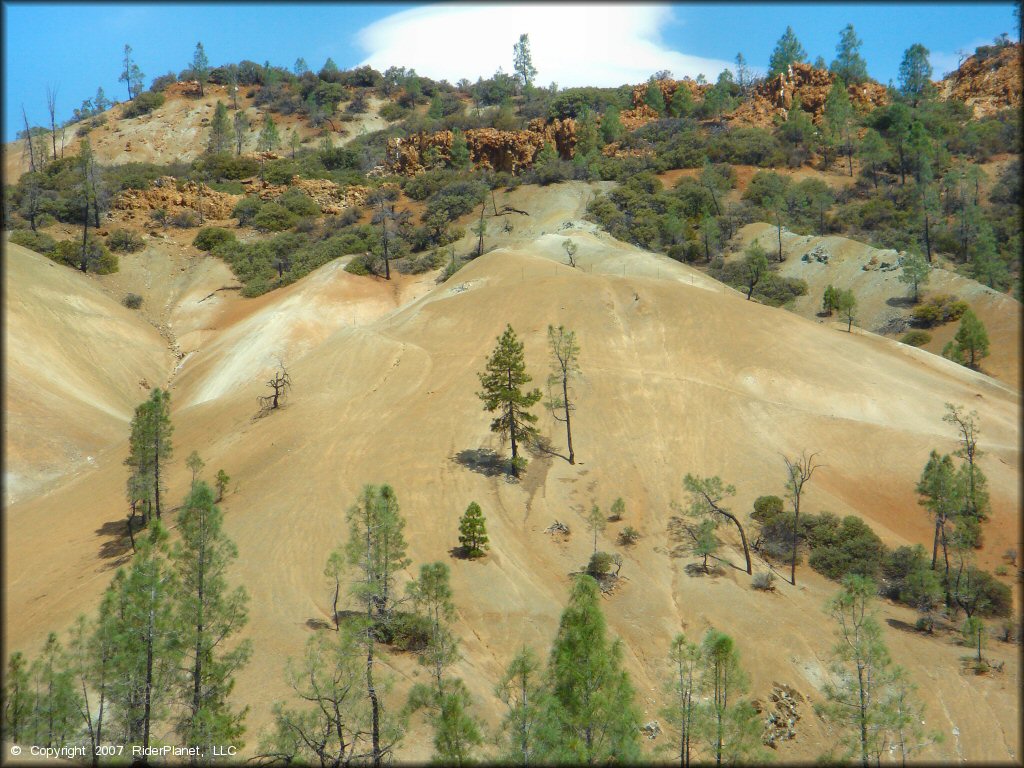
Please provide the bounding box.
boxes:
[4,182,1020,762]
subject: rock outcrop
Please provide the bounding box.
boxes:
[384,119,578,176]
[728,63,888,128]
[938,43,1022,117]
[113,176,240,219]
[621,79,710,129]
[241,177,371,213]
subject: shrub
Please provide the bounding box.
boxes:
[232,196,263,225]
[149,72,177,92]
[752,571,777,591]
[107,228,145,253]
[344,254,374,276]
[808,515,886,581]
[122,293,143,309]
[618,526,640,546]
[900,330,932,347]
[424,180,487,223]
[122,91,164,119]
[203,152,259,181]
[252,202,298,232]
[386,611,432,651]
[752,495,785,524]
[50,238,119,273]
[9,229,56,254]
[277,187,321,217]
[193,226,236,251]
[263,159,298,185]
[911,294,969,327]
[379,102,410,122]
[587,551,617,578]
[171,210,200,228]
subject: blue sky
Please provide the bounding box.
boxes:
[3,2,1017,142]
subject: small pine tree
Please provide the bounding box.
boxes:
[536,576,641,763]
[215,469,230,502]
[644,80,666,115]
[669,83,694,117]
[600,107,623,144]
[768,26,808,76]
[207,101,231,154]
[458,502,489,558]
[898,252,930,303]
[609,497,625,522]
[943,310,989,368]
[477,324,542,475]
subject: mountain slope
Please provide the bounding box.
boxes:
[4,187,1019,760]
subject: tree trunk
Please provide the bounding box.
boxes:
[80,201,90,272]
[776,214,783,262]
[924,212,932,263]
[562,374,574,464]
[790,496,800,586]
[143,599,155,752]
[366,622,382,768]
[23,107,37,173]
[847,143,853,177]
[191,538,205,729]
[857,663,869,768]
[931,518,941,570]
[508,367,518,473]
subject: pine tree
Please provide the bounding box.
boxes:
[171,481,252,757]
[768,26,807,77]
[430,678,484,765]
[496,646,547,767]
[898,44,934,106]
[916,451,963,575]
[682,474,752,575]
[458,501,489,558]
[125,388,174,527]
[406,562,458,692]
[513,33,538,90]
[836,287,857,331]
[450,129,471,169]
[192,42,210,97]
[970,221,1007,289]
[232,111,248,156]
[819,575,935,766]
[831,24,869,84]
[207,101,230,155]
[600,106,623,143]
[28,633,81,748]
[68,612,115,766]
[258,113,281,153]
[857,129,889,190]
[824,81,855,175]
[644,79,666,115]
[694,630,764,765]
[943,403,990,522]
[898,251,930,302]
[2,651,33,745]
[477,325,542,476]
[215,468,230,502]
[546,324,580,465]
[536,576,641,763]
[259,628,389,764]
[345,484,410,766]
[658,634,701,768]
[943,310,989,368]
[120,44,145,100]
[107,523,180,750]
[741,240,769,300]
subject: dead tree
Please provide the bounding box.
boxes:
[258,363,291,415]
[783,451,821,586]
[22,105,37,173]
[46,84,59,161]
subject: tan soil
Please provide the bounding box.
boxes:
[3,181,1019,762]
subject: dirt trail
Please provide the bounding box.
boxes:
[3,182,1020,762]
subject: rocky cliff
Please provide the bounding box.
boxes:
[384,118,578,175]
[938,43,1022,117]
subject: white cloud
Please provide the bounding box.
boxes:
[356,4,733,87]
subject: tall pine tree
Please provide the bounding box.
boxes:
[477,325,542,476]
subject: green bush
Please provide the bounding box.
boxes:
[122,293,143,309]
[9,229,57,254]
[379,102,410,122]
[203,152,259,181]
[587,551,617,578]
[277,187,321,217]
[122,91,164,119]
[193,226,237,251]
[618,526,641,546]
[752,495,785,524]
[264,159,297,185]
[900,330,932,347]
[252,202,298,232]
[911,294,969,327]
[385,611,432,651]
[424,180,486,223]
[752,571,777,591]
[232,196,263,225]
[50,238,118,274]
[107,228,145,253]
[807,515,886,581]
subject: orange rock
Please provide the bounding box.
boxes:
[938,43,1022,117]
[113,176,240,219]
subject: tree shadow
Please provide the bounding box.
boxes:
[886,296,916,308]
[96,519,133,565]
[684,562,725,577]
[308,609,365,632]
[886,617,926,635]
[453,448,508,478]
[529,434,569,464]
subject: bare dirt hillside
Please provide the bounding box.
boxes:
[3,183,1020,762]
[2,240,175,504]
[3,84,387,180]
[731,223,1021,389]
